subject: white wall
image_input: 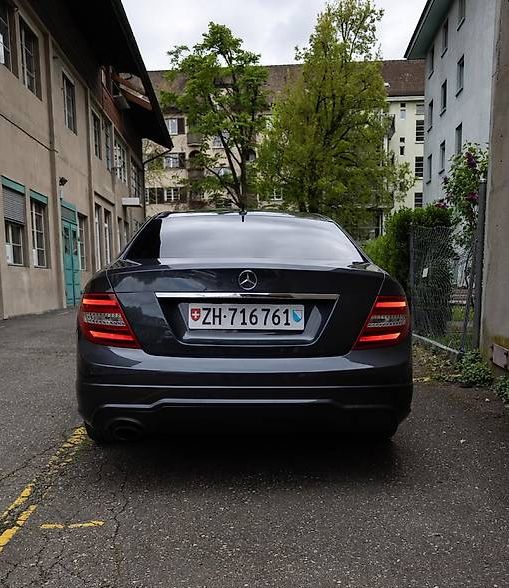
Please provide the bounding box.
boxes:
[423,0,497,203]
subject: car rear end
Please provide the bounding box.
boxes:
[76,212,412,442]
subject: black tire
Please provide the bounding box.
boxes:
[84,422,112,445]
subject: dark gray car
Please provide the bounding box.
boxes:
[77,211,412,443]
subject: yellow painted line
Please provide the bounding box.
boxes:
[0,505,38,554]
[40,520,105,530]
[0,426,87,556]
[0,483,34,519]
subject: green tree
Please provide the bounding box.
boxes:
[162,23,268,209]
[257,0,412,230]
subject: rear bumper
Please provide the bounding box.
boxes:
[77,339,413,433]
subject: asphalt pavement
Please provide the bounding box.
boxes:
[0,310,508,588]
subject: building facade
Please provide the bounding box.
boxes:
[405,0,497,203]
[145,61,425,223]
[0,0,171,318]
[481,0,509,369]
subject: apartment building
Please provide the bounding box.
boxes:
[405,0,497,203]
[383,61,426,210]
[145,60,425,220]
[0,0,171,318]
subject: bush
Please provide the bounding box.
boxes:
[363,234,388,270]
[454,351,494,388]
[363,205,453,294]
[492,377,509,404]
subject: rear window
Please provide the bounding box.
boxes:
[125,214,363,265]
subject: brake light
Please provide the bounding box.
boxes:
[78,293,140,348]
[354,295,410,349]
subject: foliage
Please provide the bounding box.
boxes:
[376,205,453,294]
[143,139,168,187]
[362,235,388,269]
[492,376,509,404]
[453,351,494,388]
[162,23,268,209]
[441,143,489,247]
[256,0,413,230]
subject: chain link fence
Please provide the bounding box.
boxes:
[410,225,475,352]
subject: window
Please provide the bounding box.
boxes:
[3,185,26,265]
[78,214,87,271]
[457,56,465,94]
[400,103,406,120]
[103,209,112,264]
[92,112,101,158]
[455,123,463,155]
[114,137,127,183]
[271,188,283,202]
[126,215,365,265]
[416,102,425,116]
[104,119,112,171]
[414,193,423,208]
[440,141,446,172]
[441,80,448,114]
[416,120,425,143]
[427,100,434,130]
[0,0,14,72]
[5,221,24,265]
[458,0,466,27]
[166,187,182,202]
[400,137,405,143]
[415,156,424,178]
[118,217,124,250]
[131,159,143,199]
[146,187,165,204]
[428,45,435,76]
[164,153,186,169]
[400,146,405,156]
[442,19,449,55]
[30,200,47,267]
[20,19,40,96]
[63,74,77,133]
[426,154,433,183]
[94,204,101,270]
[166,118,184,135]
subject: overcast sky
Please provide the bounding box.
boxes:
[122,0,427,71]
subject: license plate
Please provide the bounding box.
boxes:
[188,304,305,331]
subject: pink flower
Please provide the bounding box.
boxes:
[465,192,479,203]
[465,152,478,170]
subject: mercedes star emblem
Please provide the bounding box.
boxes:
[238,270,258,291]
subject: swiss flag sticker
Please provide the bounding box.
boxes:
[190,308,201,321]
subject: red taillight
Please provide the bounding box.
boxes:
[354,295,410,350]
[78,293,140,348]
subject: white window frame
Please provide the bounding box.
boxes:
[91,110,101,158]
[0,0,13,71]
[30,200,47,268]
[166,118,178,135]
[114,137,127,183]
[62,71,77,133]
[440,141,446,173]
[5,220,24,266]
[20,18,39,96]
[455,123,463,155]
[104,118,113,171]
[78,214,87,271]
[94,204,102,270]
[457,56,465,95]
[426,154,433,183]
[415,120,425,143]
[164,154,180,169]
[103,209,112,264]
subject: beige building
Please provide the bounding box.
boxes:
[0,0,171,318]
[145,61,425,226]
[481,0,509,370]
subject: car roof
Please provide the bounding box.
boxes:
[155,210,334,224]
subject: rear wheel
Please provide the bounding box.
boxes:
[84,422,112,445]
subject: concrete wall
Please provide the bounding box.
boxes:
[481,0,509,365]
[423,0,497,203]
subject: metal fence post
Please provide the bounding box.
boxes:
[472,178,488,349]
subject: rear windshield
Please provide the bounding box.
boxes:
[125,214,363,265]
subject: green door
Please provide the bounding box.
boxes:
[61,204,81,307]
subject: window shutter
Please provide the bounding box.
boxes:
[3,187,26,224]
[177,118,185,135]
[178,153,186,168]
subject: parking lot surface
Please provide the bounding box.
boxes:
[1,310,508,587]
